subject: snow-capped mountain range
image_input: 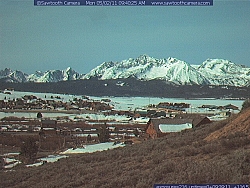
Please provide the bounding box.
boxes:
[0,67,81,83]
[83,55,250,86]
[1,55,250,86]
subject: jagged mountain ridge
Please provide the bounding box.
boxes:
[1,55,249,86]
[27,67,81,82]
[83,55,250,86]
[0,67,82,83]
[197,59,250,86]
[0,68,29,83]
[83,55,209,85]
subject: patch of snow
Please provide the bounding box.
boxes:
[26,162,44,167]
[3,152,20,156]
[25,155,68,167]
[60,142,125,154]
[4,158,19,163]
[75,133,98,137]
[4,161,21,169]
[39,155,68,163]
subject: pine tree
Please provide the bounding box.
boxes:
[20,137,38,163]
[37,112,43,118]
[98,123,110,143]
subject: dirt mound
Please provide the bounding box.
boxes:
[205,109,250,141]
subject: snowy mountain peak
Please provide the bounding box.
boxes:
[0,68,12,76]
[195,58,250,86]
[64,67,75,73]
[167,57,181,63]
[135,54,155,63]
[65,67,72,71]
[83,55,250,86]
[136,54,150,59]
[0,68,28,83]
[62,67,80,81]
[198,59,242,74]
[1,55,249,86]
[0,67,82,83]
[83,55,208,85]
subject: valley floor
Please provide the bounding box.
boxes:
[1,114,250,187]
[0,91,248,187]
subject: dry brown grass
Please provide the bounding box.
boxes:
[205,110,250,141]
[1,111,250,187]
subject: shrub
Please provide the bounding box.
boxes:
[241,98,250,111]
[221,132,250,149]
[179,146,199,156]
[20,136,38,163]
[201,142,221,154]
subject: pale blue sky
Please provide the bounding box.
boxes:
[0,0,249,74]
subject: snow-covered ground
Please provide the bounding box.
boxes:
[0,90,78,103]
[4,161,21,169]
[2,152,21,169]
[60,142,125,154]
[26,155,68,167]
[98,96,244,111]
[2,154,69,168]
[2,142,125,169]
[0,90,244,121]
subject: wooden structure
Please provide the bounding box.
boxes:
[146,115,211,139]
[41,120,57,129]
[40,120,57,136]
[174,114,212,127]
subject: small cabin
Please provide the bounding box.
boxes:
[146,118,193,139]
[146,115,211,139]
